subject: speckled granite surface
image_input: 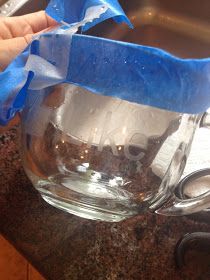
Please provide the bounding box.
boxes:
[1,126,210,280]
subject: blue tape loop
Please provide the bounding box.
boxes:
[0,0,210,126]
[27,33,210,114]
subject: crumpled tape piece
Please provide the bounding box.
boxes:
[46,0,133,31]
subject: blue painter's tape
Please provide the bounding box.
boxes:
[67,34,210,114]
[46,0,133,30]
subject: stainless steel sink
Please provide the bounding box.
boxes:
[88,0,210,58]
[0,0,48,16]
[1,0,210,58]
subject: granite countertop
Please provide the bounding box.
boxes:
[1,126,210,280]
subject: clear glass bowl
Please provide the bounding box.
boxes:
[21,84,200,221]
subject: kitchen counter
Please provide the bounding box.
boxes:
[1,126,210,280]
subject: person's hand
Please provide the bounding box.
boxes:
[0,11,57,71]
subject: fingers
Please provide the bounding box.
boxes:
[0,26,56,71]
[0,35,31,71]
[19,11,58,33]
[0,11,58,40]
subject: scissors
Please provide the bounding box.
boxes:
[174,169,210,270]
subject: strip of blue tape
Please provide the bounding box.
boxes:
[68,34,210,115]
